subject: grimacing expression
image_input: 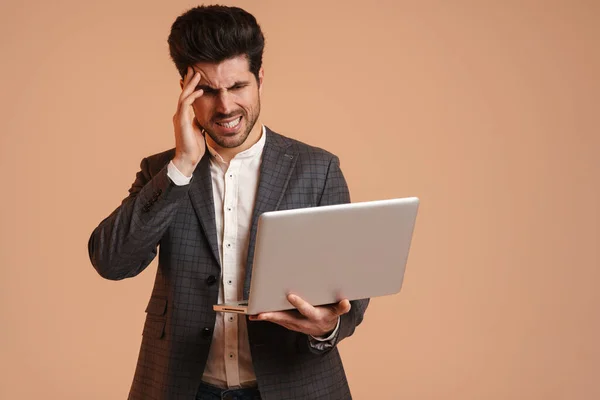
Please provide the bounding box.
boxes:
[190,56,263,149]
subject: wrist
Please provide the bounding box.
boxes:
[321,318,338,336]
[311,317,341,341]
[172,155,199,177]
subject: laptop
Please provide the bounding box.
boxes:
[213,197,419,315]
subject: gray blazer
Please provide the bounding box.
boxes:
[88,128,369,400]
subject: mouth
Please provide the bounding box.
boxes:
[214,116,243,133]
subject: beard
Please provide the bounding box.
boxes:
[202,99,261,149]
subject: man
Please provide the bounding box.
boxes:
[88,5,369,400]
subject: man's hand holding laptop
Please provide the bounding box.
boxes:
[249,294,351,337]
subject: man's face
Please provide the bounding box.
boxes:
[187,55,263,149]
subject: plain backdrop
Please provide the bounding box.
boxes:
[1,1,599,399]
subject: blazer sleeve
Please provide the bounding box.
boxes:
[87,157,190,280]
[299,155,370,354]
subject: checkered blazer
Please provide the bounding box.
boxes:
[88,127,369,399]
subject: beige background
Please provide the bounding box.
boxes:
[1,0,599,399]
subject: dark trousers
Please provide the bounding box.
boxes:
[196,382,262,400]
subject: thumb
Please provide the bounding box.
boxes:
[193,118,205,134]
[333,299,351,316]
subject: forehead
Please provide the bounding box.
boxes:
[192,55,253,88]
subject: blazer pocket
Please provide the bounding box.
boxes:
[145,296,167,316]
[143,315,165,339]
[143,296,167,339]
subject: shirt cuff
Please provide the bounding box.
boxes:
[167,160,192,186]
[310,316,341,342]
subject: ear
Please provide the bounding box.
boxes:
[258,67,264,95]
[180,78,184,90]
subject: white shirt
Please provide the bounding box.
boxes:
[166,126,339,389]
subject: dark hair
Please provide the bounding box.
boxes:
[167,5,265,81]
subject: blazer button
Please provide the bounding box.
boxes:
[205,275,217,286]
[202,327,212,338]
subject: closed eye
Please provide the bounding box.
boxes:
[194,82,249,94]
[196,85,218,95]
[229,83,248,91]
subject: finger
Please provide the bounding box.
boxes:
[248,312,266,321]
[331,299,351,316]
[253,311,307,332]
[179,71,202,104]
[252,311,292,323]
[181,88,204,109]
[179,71,201,104]
[287,294,317,319]
[182,66,193,87]
[254,311,283,322]
[178,90,204,128]
[179,66,195,97]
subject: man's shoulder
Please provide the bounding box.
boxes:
[267,127,339,164]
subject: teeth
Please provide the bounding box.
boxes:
[217,117,241,128]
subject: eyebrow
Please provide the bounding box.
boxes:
[195,81,250,92]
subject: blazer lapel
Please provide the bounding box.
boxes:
[188,152,221,268]
[243,128,298,298]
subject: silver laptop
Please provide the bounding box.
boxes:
[213,197,419,315]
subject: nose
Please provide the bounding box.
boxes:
[215,90,234,115]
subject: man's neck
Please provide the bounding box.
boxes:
[206,121,263,164]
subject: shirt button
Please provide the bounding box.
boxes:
[227,207,232,211]
[226,243,231,248]
[229,353,235,359]
[228,316,235,322]
[227,280,232,285]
